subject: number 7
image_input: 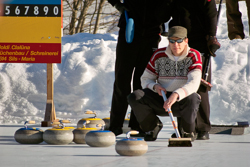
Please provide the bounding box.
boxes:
[24,6,29,15]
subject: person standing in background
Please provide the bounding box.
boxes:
[107,0,172,136]
[226,0,250,40]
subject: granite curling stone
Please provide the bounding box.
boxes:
[115,130,148,156]
[14,121,43,144]
[73,120,97,144]
[43,120,73,145]
[102,117,110,130]
[85,124,115,147]
[77,110,105,130]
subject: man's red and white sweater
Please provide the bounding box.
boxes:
[141,45,202,101]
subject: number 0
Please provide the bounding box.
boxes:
[53,6,59,15]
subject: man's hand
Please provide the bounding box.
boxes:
[153,84,166,96]
[163,92,179,111]
[153,85,179,111]
[206,36,221,57]
[114,2,129,14]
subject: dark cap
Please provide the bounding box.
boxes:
[168,26,187,39]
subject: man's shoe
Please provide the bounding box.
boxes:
[233,35,243,40]
[171,131,196,142]
[144,121,163,141]
[230,34,243,40]
[196,131,209,140]
[171,128,183,138]
[110,128,123,136]
[183,132,196,142]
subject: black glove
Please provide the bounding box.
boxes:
[114,2,129,14]
[206,36,221,57]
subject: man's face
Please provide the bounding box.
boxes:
[169,37,188,56]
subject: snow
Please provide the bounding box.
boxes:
[0,2,250,125]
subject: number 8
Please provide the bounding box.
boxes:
[34,6,39,15]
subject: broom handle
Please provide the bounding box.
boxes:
[161,90,181,138]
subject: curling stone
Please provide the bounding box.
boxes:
[102,117,110,130]
[58,120,75,131]
[14,121,43,144]
[77,110,105,130]
[85,124,115,147]
[43,120,73,145]
[73,120,97,144]
[115,131,148,156]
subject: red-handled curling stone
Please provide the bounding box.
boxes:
[14,121,43,144]
[115,130,148,156]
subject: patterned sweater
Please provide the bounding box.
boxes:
[141,45,202,101]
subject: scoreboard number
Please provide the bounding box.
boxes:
[4,4,60,17]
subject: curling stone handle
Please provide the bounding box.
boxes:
[60,120,71,123]
[126,130,139,138]
[25,120,36,124]
[96,123,105,130]
[82,120,90,128]
[51,121,60,128]
[24,120,36,129]
[52,121,60,125]
[85,110,97,118]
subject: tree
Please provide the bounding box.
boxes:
[63,0,120,35]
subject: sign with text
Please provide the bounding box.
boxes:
[0,0,61,63]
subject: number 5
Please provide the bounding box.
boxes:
[5,6,10,15]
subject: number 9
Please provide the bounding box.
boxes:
[44,6,49,15]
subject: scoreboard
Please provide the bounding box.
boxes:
[0,0,61,63]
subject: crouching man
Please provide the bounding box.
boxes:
[127,26,202,141]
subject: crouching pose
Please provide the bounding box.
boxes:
[127,26,202,141]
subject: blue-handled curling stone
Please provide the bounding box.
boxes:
[115,131,148,156]
[14,121,43,144]
[85,124,115,147]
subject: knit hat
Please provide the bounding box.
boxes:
[168,26,187,38]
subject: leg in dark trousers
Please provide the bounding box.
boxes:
[129,35,161,131]
[226,0,245,39]
[109,30,136,134]
[194,55,212,139]
[196,87,211,132]
[127,89,201,135]
[176,56,212,139]
[109,29,160,135]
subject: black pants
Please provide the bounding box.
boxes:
[194,55,212,133]
[226,0,250,39]
[109,29,161,131]
[176,55,211,133]
[127,89,201,133]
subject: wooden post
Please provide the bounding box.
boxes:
[41,63,57,127]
